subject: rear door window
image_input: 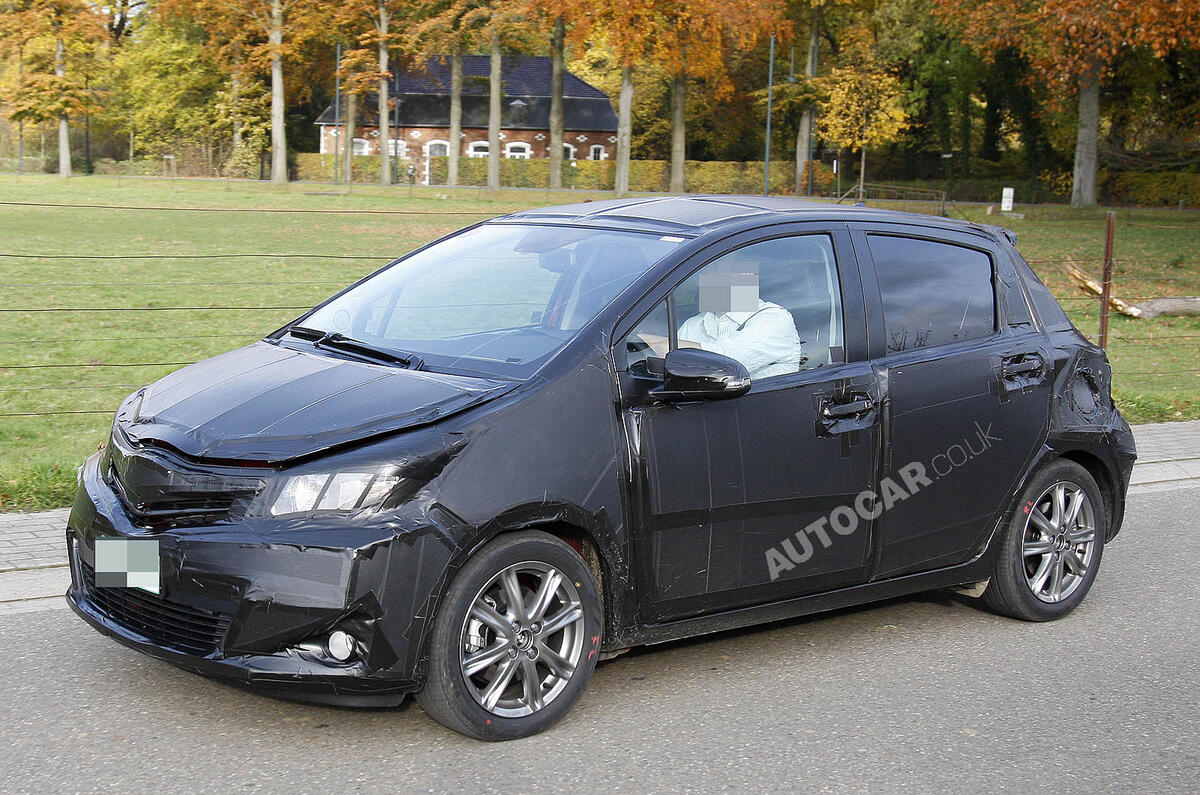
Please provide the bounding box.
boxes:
[867,235,996,353]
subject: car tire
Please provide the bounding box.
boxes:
[416,531,602,741]
[978,459,1106,622]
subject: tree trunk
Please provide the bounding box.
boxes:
[794,126,806,197]
[1135,297,1200,319]
[488,35,501,191]
[1070,66,1100,208]
[614,66,633,195]
[669,69,686,193]
[231,44,243,151]
[548,17,565,189]
[795,5,818,196]
[448,46,462,187]
[342,91,357,183]
[231,76,243,150]
[54,36,70,178]
[268,0,286,184]
[980,75,1001,162]
[378,5,391,186]
[958,83,971,174]
[858,147,866,200]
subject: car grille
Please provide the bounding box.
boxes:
[80,560,231,657]
[104,437,262,529]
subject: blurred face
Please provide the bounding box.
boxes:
[698,271,759,314]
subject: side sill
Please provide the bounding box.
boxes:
[624,555,994,648]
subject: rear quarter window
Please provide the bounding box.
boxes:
[1011,252,1073,331]
[867,235,996,353]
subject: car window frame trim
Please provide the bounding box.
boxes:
[608,221,869,389]
[848,222,1010,362]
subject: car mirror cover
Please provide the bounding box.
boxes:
[659,349,751,400]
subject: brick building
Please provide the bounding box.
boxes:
[314,55,619,185]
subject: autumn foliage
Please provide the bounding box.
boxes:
[0,0,1196,200]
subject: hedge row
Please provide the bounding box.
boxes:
[293,152,415,183]
[426,156,836,194]
[1103,172,1200,207]
[871,177,1056,204]
[882,172,1200,206]
[290,152,1200,206]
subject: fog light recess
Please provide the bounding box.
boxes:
[326,630,358,662]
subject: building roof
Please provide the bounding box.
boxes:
[314,55,618,132]
[394,55,610,99]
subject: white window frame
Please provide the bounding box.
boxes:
[562,143,577,161]
[589,144,607,161]
[386,138,407,158]
[352,138,370,156]
[504,142,532,159]
[424,139,450,158]
[468,141,489,158]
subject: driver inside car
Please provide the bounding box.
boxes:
[639,264,803,380]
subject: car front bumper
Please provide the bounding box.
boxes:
[65,451,458,707]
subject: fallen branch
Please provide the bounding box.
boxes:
[1065,263,1143,318]
[1133,297,1200,318]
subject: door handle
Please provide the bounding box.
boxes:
[1002,355,1043,378]
[822,398,873,418]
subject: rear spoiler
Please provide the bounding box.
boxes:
[980,223,1018,246]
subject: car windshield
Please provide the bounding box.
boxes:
[299,223,682,379]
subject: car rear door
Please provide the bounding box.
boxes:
[612,223,880,624]
[849,222,1052,579]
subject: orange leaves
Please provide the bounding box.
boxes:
[935,0,1200,86]
[581,0,786,78]
[0,0,102,54]
[0,0,105,124]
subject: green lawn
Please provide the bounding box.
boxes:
[1,175,1197,511]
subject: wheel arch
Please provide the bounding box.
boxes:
[492,520,630,648]
[1049,447,1123,542]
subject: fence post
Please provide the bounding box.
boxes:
[1098,210,1116,349]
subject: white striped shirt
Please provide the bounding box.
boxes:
[678,300,803,380]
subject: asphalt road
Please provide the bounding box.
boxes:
[1,484,1197,794]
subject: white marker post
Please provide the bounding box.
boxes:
[1001,187,1015,213]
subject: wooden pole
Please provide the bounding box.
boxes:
[1098,210,1116,348]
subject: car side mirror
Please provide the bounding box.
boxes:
[654,348,751,401]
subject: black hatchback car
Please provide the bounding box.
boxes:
[67,196,1135,740]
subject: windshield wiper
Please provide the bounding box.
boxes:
[286,326,423,369]
[285,325,326,341]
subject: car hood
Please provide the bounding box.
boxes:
[117,341,516,464]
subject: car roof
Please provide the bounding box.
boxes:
[499,195,1006,241]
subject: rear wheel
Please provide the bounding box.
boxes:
[979,459,1106,621]
[416,531,602,740]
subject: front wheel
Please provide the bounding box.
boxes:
[978,459,1106,621]
[416,531,602,740]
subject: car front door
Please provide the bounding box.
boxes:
[850,224,1052,579]
[614,225,880,624]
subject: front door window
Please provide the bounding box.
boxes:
[632,235,846,380]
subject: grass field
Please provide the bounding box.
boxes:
[1,174,1197,511]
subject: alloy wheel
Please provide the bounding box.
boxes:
[459,561,586,718]
[1021,481,1098,603]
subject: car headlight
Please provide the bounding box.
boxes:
[264,471,404,517]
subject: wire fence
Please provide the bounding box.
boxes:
[1,203,1197,420]
[0,200,501,216]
